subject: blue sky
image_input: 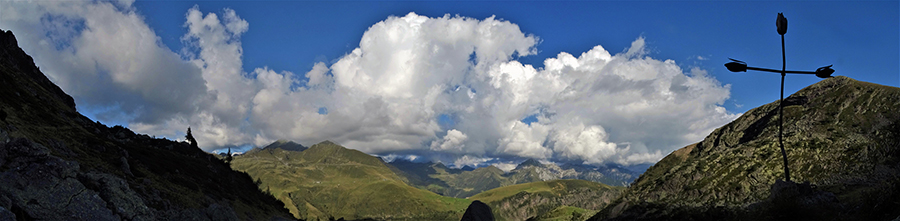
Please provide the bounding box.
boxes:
[135,1,898,113]
[1,1,897,168]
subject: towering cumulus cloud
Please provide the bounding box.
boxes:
[0,2,737,166]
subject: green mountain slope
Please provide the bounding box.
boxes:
[470,179,623,221]
[231,141,470,220]
[529,206,597,221]
[591,76,900,220]
[0,29,293,220]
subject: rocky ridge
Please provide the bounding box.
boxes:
[0,29,293,220]
[591,76,900,220]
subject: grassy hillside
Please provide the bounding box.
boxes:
[232,141,471,220]
[470,179,623,221]
[592,76,900,220]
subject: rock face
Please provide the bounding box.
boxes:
[590,76,900,220]
[0,29,293,220]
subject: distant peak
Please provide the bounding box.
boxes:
[516,158,543,170]
[478,165,503,173]
[262,139,306,152]
[307,140,349,152]
[316,140,338,146]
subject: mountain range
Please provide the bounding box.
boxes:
[218,75,900,220]
[387,158,639,199]
[232,139,634,220]
[0,28,631,221]
[231,141,472,220]
[3,24,899,221]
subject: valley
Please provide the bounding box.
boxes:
[229,76,900,221]
[232,140,627,220]
[388,158,638,198]
[231,141,471,220]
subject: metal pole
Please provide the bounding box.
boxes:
[779,34,791,182]
[745,66,820,74]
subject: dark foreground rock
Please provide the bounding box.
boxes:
[461,200,494,221]
[742,180,842,220]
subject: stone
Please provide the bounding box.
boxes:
[461,200,494,221]
[205,203,239,221]
[0,205,14,221]
[79,172,153,220]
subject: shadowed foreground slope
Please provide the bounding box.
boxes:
[0,29,293,220]
[591,76,900,220]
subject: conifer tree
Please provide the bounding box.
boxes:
[185,127,198,149]
[225,146,233,165]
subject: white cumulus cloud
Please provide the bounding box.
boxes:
[0,5,738,166]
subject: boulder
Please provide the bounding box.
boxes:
[461,200,494,221]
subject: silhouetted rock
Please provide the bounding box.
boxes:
[0,30,76,112]
[0,205,13,221]
[461,200,494,221]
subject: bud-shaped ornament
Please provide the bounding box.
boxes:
[815,65,834,78]
[776,13,788,35]
[725,58,748,72]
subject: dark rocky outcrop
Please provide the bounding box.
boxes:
[460,200,494,221]
[0,29,294,220]
[591,76,900,220]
